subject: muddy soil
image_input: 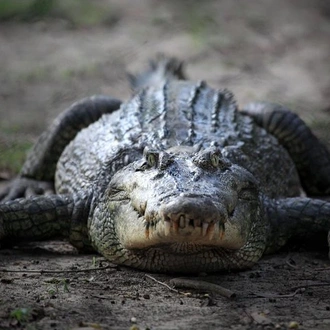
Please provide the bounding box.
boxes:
[1,1,330,329]
[0,244,330,330]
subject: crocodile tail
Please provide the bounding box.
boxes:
[128,54,186,91]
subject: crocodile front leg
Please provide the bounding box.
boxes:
[0,193,93,251]
[242,102,330,196]
[264,197,330,255]
[1,96,121,201]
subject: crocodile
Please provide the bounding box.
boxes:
[1,56,330,273]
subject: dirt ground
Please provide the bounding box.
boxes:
[1,0,330,329]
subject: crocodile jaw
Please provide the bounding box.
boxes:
[111,193,257,253]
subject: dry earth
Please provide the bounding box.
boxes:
[1,1,330,329]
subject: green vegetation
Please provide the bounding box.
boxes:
[10,307,31,324]
[0,0,36,21]
[15,66,53,83]
[0,0,117,27]
[60,62,100,80]
[185,9,216,46]
[0,139,32,174]
[0,0,54,21]
[92,256,97,267]
[44,278,70,297]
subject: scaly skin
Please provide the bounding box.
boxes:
[1,56,330,273]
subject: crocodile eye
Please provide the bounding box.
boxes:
[210,153,220,167]
[192,147,231,171]
[146,153,157,167]
[142,147,159,168]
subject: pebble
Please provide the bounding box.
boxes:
[288,321,299,329]
[130,317,137,323]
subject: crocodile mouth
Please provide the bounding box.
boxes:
[135,195,228,243]
[143,215,226,241]
[111,189,247,251]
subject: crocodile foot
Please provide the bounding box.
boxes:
[0,177,54,202]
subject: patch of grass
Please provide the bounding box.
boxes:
[0,139,32,174]
[44,278,70,297]
[16,66,53,83]
[0,0,53,21]
[60,62,99,80]
[0,0,33,21]
[10,307,31,324]
[57,0,117,28]
[180,5,217,48]
[0,0,117,27]
[0,123,25,135]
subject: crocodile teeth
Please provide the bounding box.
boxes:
[179,215,185,228]
[213,222,220,239]
[173,221,179,233]
[202,222,209,237]
[164,221,171,236]
[207,223,215,240]
[219,223,225,240]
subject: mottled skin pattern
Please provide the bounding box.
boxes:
[57,82,300,198]
[1,57,330,274]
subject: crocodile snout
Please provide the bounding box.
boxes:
[159,196,227,239]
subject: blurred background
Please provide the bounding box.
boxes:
[0,0,329,177]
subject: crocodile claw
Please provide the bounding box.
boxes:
[0,177,55,202]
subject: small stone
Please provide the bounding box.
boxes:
[143,294,150,299]
[288,321,299,329]
[130,317,137,323]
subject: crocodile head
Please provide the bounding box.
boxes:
[91,145,267,273]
